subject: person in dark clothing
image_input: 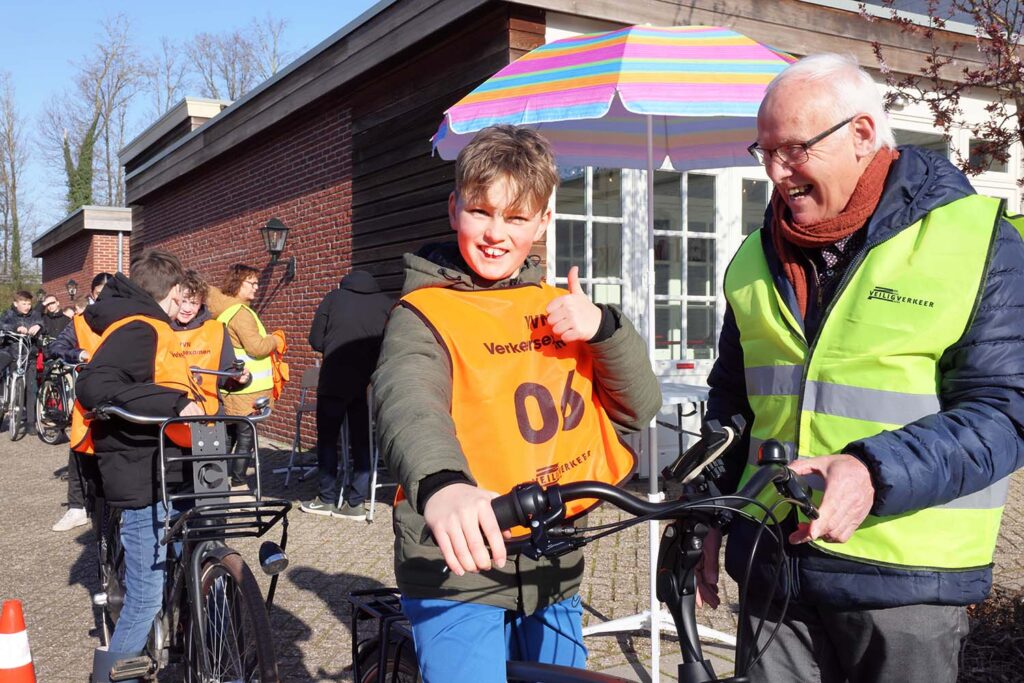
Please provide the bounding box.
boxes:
[50,272,113,533]
[75,252,204,681]
[300,270,392,519]
[0,290,44,435]
[40,294,70,338]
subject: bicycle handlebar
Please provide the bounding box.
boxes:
[86,397,272,425]
[491,459,818,543]
[189,360,246,380]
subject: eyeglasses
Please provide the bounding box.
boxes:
[747,116,856,167]
[244,279,259,288]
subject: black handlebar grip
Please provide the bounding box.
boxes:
[491,493,521,531]
[491,482,548,530]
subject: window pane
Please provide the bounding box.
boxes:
[592,283,622,307]
[687,174,715,233]
[593,223,622,277]
[969,138,1009,173]
[592,168,622,217]
[653,171,682,232]
[655,302,683,357]
[893,129,949,158]
[557,167,586,215]
[687,238,715,297]
[654,235,682,296]
[687,302,717,359]
[742,179,769,235]
[555,220,585,279]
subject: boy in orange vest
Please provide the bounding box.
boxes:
[373,125,661,681]
[76,251,205,682]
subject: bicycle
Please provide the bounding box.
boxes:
[90,367,292,682]
[0,331,37,440]
[36,357,81,445]
[348,417,819,683]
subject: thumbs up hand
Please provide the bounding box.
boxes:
[546,266,603,343]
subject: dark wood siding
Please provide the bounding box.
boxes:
[349,4,545,292]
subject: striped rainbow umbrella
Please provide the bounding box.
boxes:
[432,24,796,170]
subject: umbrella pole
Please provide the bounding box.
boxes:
[645,113,663,683]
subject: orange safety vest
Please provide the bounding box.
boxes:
[68,314,103,452]
[397,284,637,537]
[70,315,210,454]
[171,319,226,411]
[72,313,102,358]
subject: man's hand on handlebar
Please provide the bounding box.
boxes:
[179,401,205,417]
[787,454,874,545]
[423,483,511,576]
[695,527,722,609]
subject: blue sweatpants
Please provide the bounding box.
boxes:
[401,595,587,683]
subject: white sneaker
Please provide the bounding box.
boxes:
[52,507,89,532]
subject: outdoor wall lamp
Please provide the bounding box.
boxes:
[66,279,78,301]
[260,218,296,280]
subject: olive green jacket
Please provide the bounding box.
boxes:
[372,243,661,613]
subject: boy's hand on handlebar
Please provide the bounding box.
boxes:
[787,454,874,545]
[179,401,205,417]
[696,527,722,609]
[546,266,602,343]
[423,483,510,576]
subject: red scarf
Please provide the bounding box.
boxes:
[770,148,899,317]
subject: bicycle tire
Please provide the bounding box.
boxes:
[8,374,24,440]
[185,552,278,683]
[356,638,420,683]
[36,377,64,445]
[0,373,8,424]
[98,503,126,642]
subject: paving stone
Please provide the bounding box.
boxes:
[3,438,1023,681]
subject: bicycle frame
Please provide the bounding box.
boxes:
[155,413,290,674]
[93,404,291,679]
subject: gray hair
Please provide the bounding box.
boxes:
[764,53,896,151]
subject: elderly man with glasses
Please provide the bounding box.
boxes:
[698,53,1024,682]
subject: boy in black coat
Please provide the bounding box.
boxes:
[76,251,204,681]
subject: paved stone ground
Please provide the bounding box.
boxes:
[2,438,1023,682]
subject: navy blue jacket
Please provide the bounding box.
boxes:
[708,146,1024,608]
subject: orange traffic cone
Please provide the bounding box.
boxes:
[0,600,35,682]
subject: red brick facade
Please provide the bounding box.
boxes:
[40,231,131,308]
[135,96,353,444]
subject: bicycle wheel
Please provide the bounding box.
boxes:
[8,374,24,440]
[36,377,64,445]
[98,503,126,643]
[356,638,420,683]
[185,553,277,682]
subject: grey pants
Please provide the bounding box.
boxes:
[743,599,969,683]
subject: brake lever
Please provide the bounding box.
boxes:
[774,469,819,520]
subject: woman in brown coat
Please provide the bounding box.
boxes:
[208,264,281,487]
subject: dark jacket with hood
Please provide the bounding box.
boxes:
[0,306,43,335]
[707,146,1024,609]
[76,274,196,509]
[308,270,393,399]
[372,242,662,613]
[41,309,70,339]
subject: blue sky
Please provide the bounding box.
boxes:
[0,0,380,239]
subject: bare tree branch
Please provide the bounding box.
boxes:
[863,0,1024,185]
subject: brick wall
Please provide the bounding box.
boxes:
[40,231,130,308]
[135,95,354,444]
